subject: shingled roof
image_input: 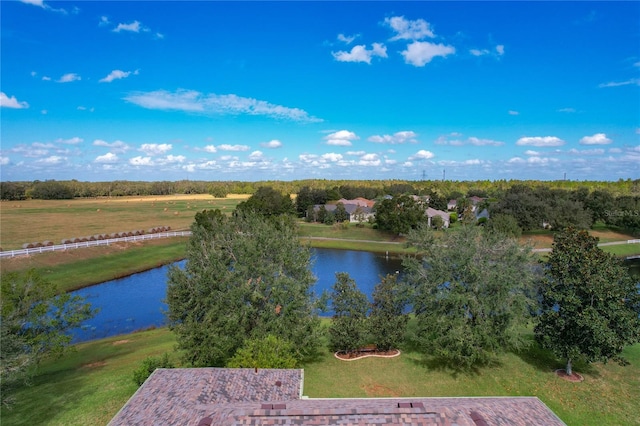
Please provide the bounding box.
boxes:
[109,368,566,426]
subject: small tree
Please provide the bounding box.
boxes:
[132,353,174,386]
[535,228,640,375]
[334,202,349,222]
[1,270,95,406]
[369,274,408,351]
[431,215,444,230]
[328,273,369,354]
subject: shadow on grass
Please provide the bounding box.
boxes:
[513,339,601,378]
[405,350,503,379]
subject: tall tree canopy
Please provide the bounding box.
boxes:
[1,270,95,406]
[403,225,538,368]
[235,186,295,217]
[166,210,322,367]
[535,228,640,375]
[374,194,428,235]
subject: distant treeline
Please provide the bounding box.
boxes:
[1,178,638,201]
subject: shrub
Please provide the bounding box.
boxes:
[132,353,174,386]
[226,335,297,369]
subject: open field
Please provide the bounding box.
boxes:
[0,194,248,251]
[2,326,638,426]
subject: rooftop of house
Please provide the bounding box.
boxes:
[108,368,566,426]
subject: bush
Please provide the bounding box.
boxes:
[132,353,174,386]
[226,335,297,369]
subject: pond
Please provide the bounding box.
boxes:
[70,248,403,343]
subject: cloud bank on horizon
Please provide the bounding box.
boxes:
[1,1,638,182]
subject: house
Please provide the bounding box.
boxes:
[313,203,374,223]
[108,368,566,425]
[338,197,376,209]
[447,199,457,211]
[426,207,451,228]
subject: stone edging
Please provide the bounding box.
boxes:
[334,349,401,362]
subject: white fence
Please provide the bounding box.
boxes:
[0,231,192,258]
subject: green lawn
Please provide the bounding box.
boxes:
[2,327,638,426]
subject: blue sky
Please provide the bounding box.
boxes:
[1,1,639,182]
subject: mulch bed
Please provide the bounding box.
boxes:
[554,369,584,382]
[335,347,401,361]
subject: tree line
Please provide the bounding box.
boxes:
[2,178,638,201]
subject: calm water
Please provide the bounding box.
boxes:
[70,248,403,343]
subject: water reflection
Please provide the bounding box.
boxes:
[70,249,403,343]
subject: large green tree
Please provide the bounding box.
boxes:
[1,270,95,406]
[403,225,538,368]
[374,194,428,235]
[166,210,322,367]
[235,186,295,217]
[535,228,640,375]
[328,272,370,354]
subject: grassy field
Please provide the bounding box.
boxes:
[0,194,248,250]
[2,326,638,426]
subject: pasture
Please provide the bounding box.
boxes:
[0,194,247,251]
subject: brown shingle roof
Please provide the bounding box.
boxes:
[109,368,566,426]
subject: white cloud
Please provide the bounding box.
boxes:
[496,45,505,55]
[568,148,605,155]
[248,151,263,160]
[57,73,81,83]
[337,33,358,44]
[129,156,153,166]
[158,155,186,164]
[261,139,282,148]
[0,156,9,166]
[384,16,435,41]
[124,89,322,123]
[598,78,640,88]
[524,150,540,156]
[218,144,250,151]
[346,150,365,156]
[358,153,381,166]
[113,21,142,33]
[99,16,110,26]
[321,153,343,162]
[324,130,359,146]
[1,92,29,109]
[42,76,51,81]
[332,43,387,64]
[203,145,217,153]
[139,143,172,156]
[508,110,519,116]
[579,133,612,145]
[93,139,131,153]
[56,137,83,144]
[20,0,67,13]
[470,49,489,56]
[368,131,418,144]
[516,136,565,147]
[401,41,455,67]
[99,69,138,83]
[467,137,504,146]
[436,135,503,146]
[410,150,435,160]
[558,108,576,113]
[94,153,119,163]
[36,155,66,165]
